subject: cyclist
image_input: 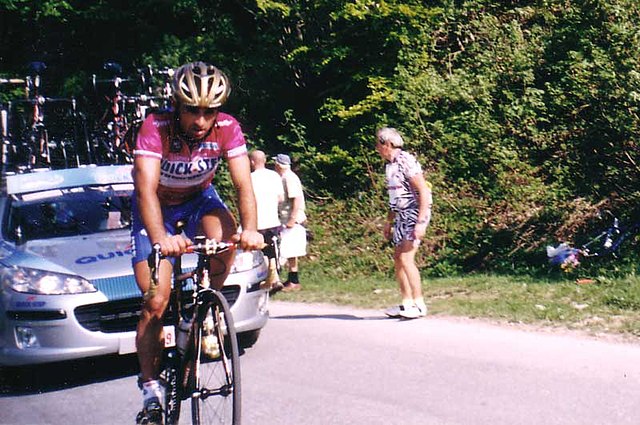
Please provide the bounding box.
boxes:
[131,61,263,425]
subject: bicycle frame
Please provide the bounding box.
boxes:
[2,67,84,170]
[92,65,170,165]
[580,215,640,259]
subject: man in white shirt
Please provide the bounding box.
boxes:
[274,153,307,292]
[250,150,285,290]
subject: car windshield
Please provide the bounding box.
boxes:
[6,183,133,242]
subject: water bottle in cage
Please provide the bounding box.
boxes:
[176,317,193,354]
[202,310,221,359]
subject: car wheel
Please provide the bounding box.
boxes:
[237,329,261,348]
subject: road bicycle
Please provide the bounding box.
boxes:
[0,77,25,171]
[547,211,640,270]
[91,66,135,164]
[91,63,172,165]
[1,62,88,170]
[579,212,640,259]
[10,96,87,170]
[147,236,241,425]
[119,65,174,158]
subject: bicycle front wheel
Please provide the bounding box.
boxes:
[189,291,241,425]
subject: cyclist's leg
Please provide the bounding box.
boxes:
[132,197,176,423]
[133,259,172,424]
[134,259,173,379]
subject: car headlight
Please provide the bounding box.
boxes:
[1,266,97,295]
[231,250,265,273]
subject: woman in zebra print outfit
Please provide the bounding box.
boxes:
[376,127,433,319]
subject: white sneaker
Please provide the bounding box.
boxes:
[385,304,411,318]
[384,305,400,317]
[399,304,427,319]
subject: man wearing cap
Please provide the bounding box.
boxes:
[274,153,307,292]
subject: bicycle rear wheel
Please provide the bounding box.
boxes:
[189,291,241,425]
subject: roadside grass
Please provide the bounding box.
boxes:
[272,268,640,340]
[271,199,640,341]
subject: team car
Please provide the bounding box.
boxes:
[0,165,269,366]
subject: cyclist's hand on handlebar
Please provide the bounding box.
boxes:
[155,234,193,257]
[233,229,265,251]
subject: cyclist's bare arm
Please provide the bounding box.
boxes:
[227,154,264,250]
[134,155,190,256]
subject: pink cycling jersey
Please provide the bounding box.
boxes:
[134,111,247,204]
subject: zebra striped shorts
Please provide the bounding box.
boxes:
[392,208,430,246]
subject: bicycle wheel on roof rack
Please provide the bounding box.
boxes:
[119,121,139,164]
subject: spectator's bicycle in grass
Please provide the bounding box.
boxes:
[147,236,241,425]
[547,211,640,271]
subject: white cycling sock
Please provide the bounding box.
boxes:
[142,380,162,405]
[414,298,427,311]
[402,299,414,308]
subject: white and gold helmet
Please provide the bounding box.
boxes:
[171,62,230,108]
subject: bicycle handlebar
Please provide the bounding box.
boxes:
[147,239,237,286]
[12,96,75,105]
[92,76,132,85]
[186,238,236,255]
[120,94,170,103]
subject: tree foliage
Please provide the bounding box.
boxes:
[2,0,640,273]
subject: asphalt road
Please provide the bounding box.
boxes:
[1,301,640,425]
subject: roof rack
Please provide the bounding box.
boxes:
[2,164,133,196]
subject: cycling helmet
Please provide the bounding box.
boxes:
[172,62,230,108]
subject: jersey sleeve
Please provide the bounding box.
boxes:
[217,113,248,159]
[133,114,163,160]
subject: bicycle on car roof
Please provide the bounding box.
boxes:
[90,62,173,165]
[1,61,89,171]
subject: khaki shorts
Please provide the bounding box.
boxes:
[279,224,307,259]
